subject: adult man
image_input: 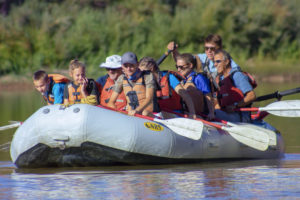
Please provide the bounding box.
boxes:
[33,70,68,105]
[107,52,159,116]
[96,55,126,110]
[214,49,256,122]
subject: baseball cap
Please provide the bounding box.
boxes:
[121,52,138,65]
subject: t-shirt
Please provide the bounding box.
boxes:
[184,71,211,94]
[160,71,181,90]
[51,82,66,104]
[230,69,253,95]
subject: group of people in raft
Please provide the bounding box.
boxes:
[33,34,258,123]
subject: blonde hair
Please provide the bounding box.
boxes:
[69,59,86,74]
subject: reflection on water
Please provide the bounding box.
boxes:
[0,155,300,199]
[0,83,300,199]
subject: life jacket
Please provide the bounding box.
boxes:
[156,71,184,111]
[216,71,257,108]
[100,76,127,110]
[43,74,69,105]
[122,71,155,113]
[66,79,99,104]
[181,72,205,115]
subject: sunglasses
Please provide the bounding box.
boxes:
[123,64,136,68]
[175,64,189,70]
[204,46,216,51]
[106,68,119,71]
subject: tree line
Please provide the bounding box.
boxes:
[0,0,299,76]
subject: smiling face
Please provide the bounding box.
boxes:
[176,58,193,77]
[204,42,218,61]
[106,68,123,81]
[70,67,86,85]
[122,63,138,77]
[214,53,230,75]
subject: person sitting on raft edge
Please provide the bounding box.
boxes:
[96,55,127,110]
[214,49,256,123]
[175,53,215,120]
[107,52,161,117]
[64,59,100,106]
[33,70,68,105]
[138,56,197,119]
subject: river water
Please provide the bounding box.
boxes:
[0,83,300,199]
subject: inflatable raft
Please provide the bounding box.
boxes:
[10,104,284,168]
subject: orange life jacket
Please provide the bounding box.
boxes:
[66,79,99,104]
[181,73,205,115]
[156,71,184,111]
[43,74,69,105]
[100,76,127,110]
[122,72,153,113]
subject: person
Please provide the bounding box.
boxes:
[107,52,159,117]
[64,59,99,106]
[33,70,68,105]
[175,53,215,120]
[167,34,241,90]
[138,56,196,119]
[214,49,256,122]
[96,55,127,110]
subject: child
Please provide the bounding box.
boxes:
[64,59,99,106]
[33,70,68,105]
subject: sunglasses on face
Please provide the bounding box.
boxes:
[106,68,118,71]
[204,46,216,51]
[175,64,189,70]
[123,64,136,68]
[214,60,224,64]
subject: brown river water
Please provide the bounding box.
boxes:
[0,82,299,199]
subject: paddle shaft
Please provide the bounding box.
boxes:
[156,49,172,66]
[255,87,300,102]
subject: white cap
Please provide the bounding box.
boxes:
[99,55,122,69]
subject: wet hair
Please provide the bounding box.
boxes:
[204,34,222,49]
[139,57,158,71]
[33,70,48,81]
[69,59,86,73]
[176,53,197,69]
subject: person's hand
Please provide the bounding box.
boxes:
[167,41,178,51]
[188,113,197,120]
[81,78,88,96]
[128,110,137,116]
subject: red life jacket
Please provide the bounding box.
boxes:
[43,74,69,105]
[156,71,184,111]
[100,76,127,110]
[217,71,257,108]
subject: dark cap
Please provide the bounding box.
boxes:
[121,52,138,65]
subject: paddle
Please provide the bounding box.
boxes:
[237,100,300,117]
[156,49,172,66]
[0,121,22,131]
[97,105,204,140]
[163,109,270,151]
[255,87,300,102]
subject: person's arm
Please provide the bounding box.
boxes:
[131,87,154,116]
[174,84,196,119]
[107,91,119,109]
[63,84,70,105]
[236,90,256,107]
[167,41,180,61]
[204,93,215,120]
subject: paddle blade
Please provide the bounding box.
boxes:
[262,100,300,117]
[0,121,21,131]
[222,124,269,151]
[155,118,203,140]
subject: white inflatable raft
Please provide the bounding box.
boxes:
[10,104,284,168]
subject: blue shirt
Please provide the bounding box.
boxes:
[185,71,211,94]
[197,53,241,74]
[230,69,253,95]
[160,71,180,90]
[50,82,65,104]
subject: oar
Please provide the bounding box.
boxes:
[156,49,172,66]
[237,100,300,117]
[255,87,300,102]
[0,121,22,131]
[97,105,204,140]
[136,114,204,140]
[163,109,269,151]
